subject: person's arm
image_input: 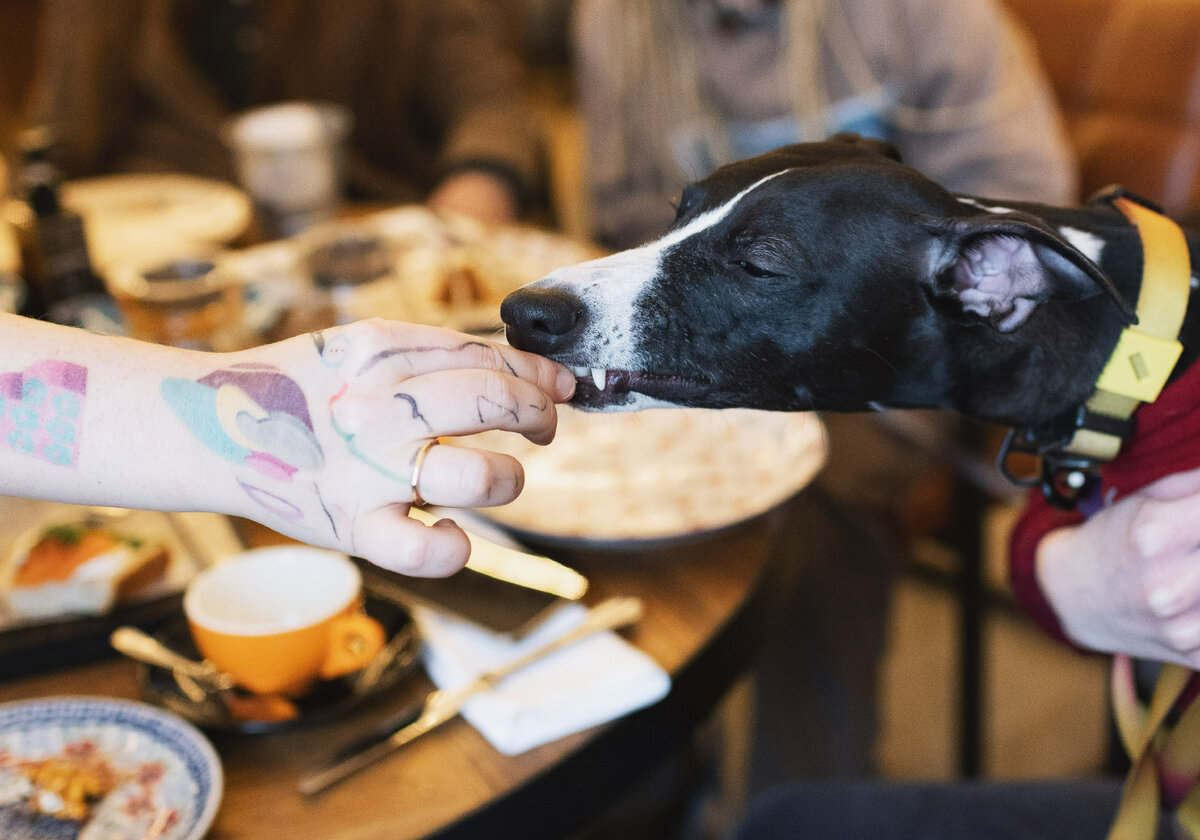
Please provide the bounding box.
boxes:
[572,0,678,249]
[0,314,574,577]
[883,0,1079,204]
[26,0,236,181]
[1009,489,1083,645]
[420,0,540,223]
[1013,468,1200,668]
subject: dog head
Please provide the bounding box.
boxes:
[502,135,1134,422]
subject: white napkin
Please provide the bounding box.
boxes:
[413,601,672,756]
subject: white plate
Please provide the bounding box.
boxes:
[61,174,252,270]
[220,207,601,336]
[463,408,827,545]
[0,697,222,840]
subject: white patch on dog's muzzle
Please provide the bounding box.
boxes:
[526,170,795,373]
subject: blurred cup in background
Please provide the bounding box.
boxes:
[225,102,352,240]
[109,252,251,351]
[272,225,410,337]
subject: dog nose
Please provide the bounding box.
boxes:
[501,286,585,354]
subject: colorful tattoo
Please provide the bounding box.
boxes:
[0,360,87,467]
[313,331,351,368]
[327,383,408,483]
[163,332,547,538]
[163,363,326,524]
[162,363,323,478]
[237,479,306,520]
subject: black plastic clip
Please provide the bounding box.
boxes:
[997,419,1118,511]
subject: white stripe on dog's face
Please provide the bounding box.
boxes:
[525,170,794,369]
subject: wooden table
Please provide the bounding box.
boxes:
[0,502,800,840]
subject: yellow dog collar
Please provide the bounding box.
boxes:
[1063,192,1191,462]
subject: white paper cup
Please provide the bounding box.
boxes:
[225,102,352,238]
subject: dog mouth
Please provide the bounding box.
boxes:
[566,366,709,407]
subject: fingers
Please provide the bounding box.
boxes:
[292,320,575,578]
[410,444,525,508]
[1142,466,1200,501]
[338,445,523,576]
[395,368,564,444]
[1128,488,1200,561]
[1148,604,1200,667]
[353,506,472,577]
[331,367,564,447]
[1035,471,1200,668]
[1143,554,1200,617]
[325,320,575,403]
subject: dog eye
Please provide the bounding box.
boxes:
[731,260,780,279]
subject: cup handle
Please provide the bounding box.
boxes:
[320,612,386,679]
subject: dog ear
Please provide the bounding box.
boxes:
[827,132,903,162]
[922,213,1136,332]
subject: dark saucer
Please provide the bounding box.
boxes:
[136,582,422,734]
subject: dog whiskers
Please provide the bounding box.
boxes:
[861,346,902,377]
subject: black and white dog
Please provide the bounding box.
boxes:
[501,135,1199,446]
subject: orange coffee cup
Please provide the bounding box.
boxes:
[184,546,385,697]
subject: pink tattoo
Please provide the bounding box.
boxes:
[0,361,87,466]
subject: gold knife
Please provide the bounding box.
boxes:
[298,595,646,796]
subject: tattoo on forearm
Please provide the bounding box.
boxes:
[163,363,326,522]
[0,361,87,467]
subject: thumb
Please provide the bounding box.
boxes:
[351,506,471,577]
[1130,488,1200,562]
[1143,465,1200,501]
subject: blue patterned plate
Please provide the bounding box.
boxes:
[0,697,221,840]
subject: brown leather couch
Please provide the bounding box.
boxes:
[1003,0,1200,215]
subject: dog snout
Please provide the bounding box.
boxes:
[501,285,586,355]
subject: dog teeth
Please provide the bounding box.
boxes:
[569,366,609,390]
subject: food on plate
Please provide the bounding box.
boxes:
[6,749,120,821]
[3,522,171,620]
[413,244,517,325]
[435,263,491,309]
[0,737,177,839]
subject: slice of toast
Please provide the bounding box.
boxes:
[4,523,171,620]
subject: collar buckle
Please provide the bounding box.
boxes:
[999,408,1132,510]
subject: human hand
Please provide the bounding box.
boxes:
[162,320,574,576]
[1036,468,1200,666]
[428,170,519,226]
